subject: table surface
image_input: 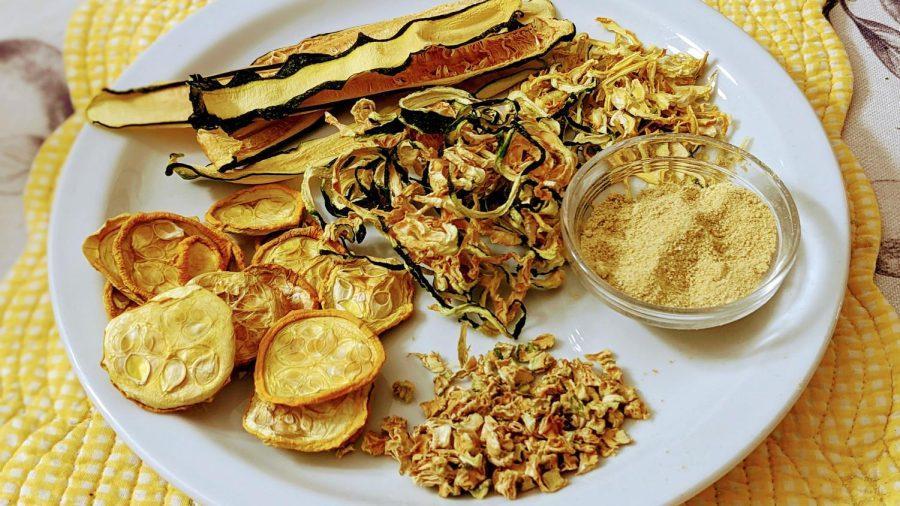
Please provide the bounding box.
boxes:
[0,0,897,309]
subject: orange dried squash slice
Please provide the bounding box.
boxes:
[254,309,384,406]
[101,285,235,412]
[83,213,142,303]
[103,282,139,319]
[175,235,228,284]
[321,257,415,334]
[206,183,303,236]
[251,226,346,293]
[226,236,248,271]
[242,383,372,452]
[189,0,574,131]
[189,264,320,366]
[113,212,233,301]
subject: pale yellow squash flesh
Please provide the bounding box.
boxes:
[196,0,522,122]
[84,0,495,128]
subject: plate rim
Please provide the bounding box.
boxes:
[47,0,850,503]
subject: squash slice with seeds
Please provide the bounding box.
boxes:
[167,132,380,184]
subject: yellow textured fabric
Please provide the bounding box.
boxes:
[0,0,894,503]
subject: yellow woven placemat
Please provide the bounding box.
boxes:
[0,0,896,503]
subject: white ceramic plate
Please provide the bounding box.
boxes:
[48,1,849,504]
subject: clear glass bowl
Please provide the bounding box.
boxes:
[561,133,801,329]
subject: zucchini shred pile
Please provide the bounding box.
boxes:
[90,1,729,338]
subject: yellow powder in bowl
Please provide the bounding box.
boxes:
[579,179,777,308]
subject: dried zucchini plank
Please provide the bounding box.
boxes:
[84,0,495,128]
[251,0,485,66]
[188,0,528,131]
[197,111,325,171]
[167,132,382,184]
[252,0,555,67]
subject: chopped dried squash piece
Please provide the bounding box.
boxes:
[366,334,649,498]
[391,380,415,403]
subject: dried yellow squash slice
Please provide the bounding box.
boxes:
[251,226,345,293]
[322,257,415,334]
[83,213,141,303]
[103,282,139,319]
[175,235,228,284]
[101,285,235,412]
[242,383,372,452]
[206,184,303,235]
[114,212,233,301]
[189,264,320,366]
[254,309,384,406]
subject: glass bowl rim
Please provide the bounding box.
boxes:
[560,132,801,321]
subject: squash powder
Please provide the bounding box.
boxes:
[579,179,777,308]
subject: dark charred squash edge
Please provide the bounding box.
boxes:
[89,63,291,128]
[88,0,494,128]
[98,61,281,96]
[250,0,490,66]
[209,116,404,175]
[165,161,295,182]
[187,8,535,132]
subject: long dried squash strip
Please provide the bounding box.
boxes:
[251,0,486,65]
[166,132,383,184]
[197,111,325,171]
[84,0,496,128]
[188,0,565,131]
